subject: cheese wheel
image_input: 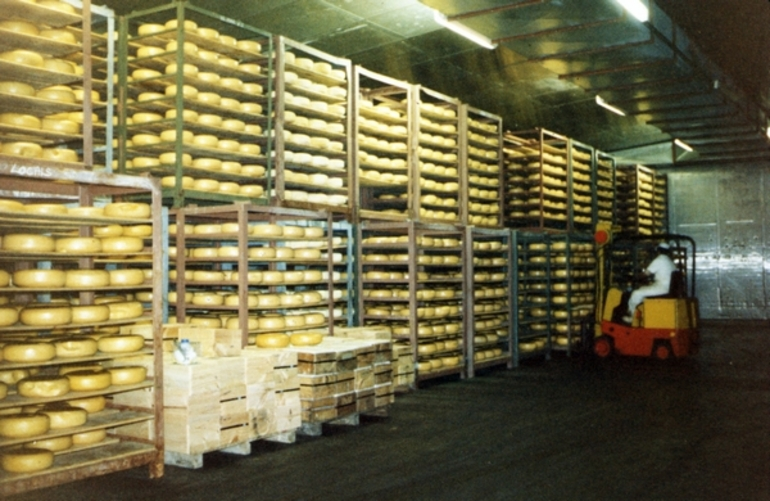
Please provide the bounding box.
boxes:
[71,428,106,445]
[304,313,325,326]
[4,234,55,253]
[41,148,79,162]
[283,315,306,328]
[107,366,146,385]
[1,448,54,473]
[54,337,98,358]
[193,224,221,234]
[0,81,35,97]
[20,305,72,326]
[64,270,109,288]
[106,301,144,320]
[0,19,39,36]
[38,0,77,13]
[0,50,44,67]
[0,369,29,385]
[55,237,102,253]
[39,405,87,429]
[13,269,66,288]
[192,292,224,306]
[108,269,145,286]
[1,141,42,158]
[135,45,164,58]
[70,305,110,324]
[290,332,323,346]
[0,307,15,327]
[104,203,150,219]
[101,237,144,253]
[258,315,285,330]
[28,435,73,452]
[43,58,76,74]
[121,225,152,237]
[38,87,76,104]
[17,376,70,398]
[97,334,144,353]
[255,333,290,348]
[24,204,67,216]
[251,224,282,237]
[66,370,111,391]
[3,342,55,363]
[67,395,106,413]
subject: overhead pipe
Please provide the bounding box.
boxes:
[447,0,546,21]
[559,57,672,80]
[526,36,654,62]
[493,14,626,43]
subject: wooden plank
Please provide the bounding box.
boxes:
[0,442,157,496]
[296,357,357,375]
[299,371,354,385]
[300,391,355,409]
[299,379,355,399]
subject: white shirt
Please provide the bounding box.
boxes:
[646,254,677,290]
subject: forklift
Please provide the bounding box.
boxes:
[591,227,699,360]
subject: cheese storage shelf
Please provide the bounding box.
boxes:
[569,140,595,232]
[0,0,115,172]
[267,36,352,215]
[615,164,656,236]
[463,227,513,377]
[170,204,352,346]
[354,67,412,221]
[461,106,503,228]
[0,158,163,496]
[358,221,465,385]
[117,2,272,208]
[653,173,668,234]
[414,86,461,224]
[595,151,616,226]
[504,129,571,231]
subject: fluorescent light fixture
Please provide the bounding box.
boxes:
[615,0,649,22]
[765,128,770,140]
[595,95,626,116]
[674,139,693,152]
[433,10,498,50]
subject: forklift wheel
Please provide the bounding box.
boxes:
[593,336,613,358]
[653,341,672,360]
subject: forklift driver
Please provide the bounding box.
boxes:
[624,242,677,324]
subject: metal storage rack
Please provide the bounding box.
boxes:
[568,140,595,232]
[170,204,352,346]
[595,151,616,226]
[117,1,272,207]
[0,0,114,171]
[354,66,412,221]
[546,233,596,356]
[414,85,462,224]
[463,227,513,377]
[269,36,352,214]
[512,231,553,363]
[358,220,465,384]
[461,105,503,228]
[504,129,571,231]
[653,173,668,234]
[615,164,656,235]
[0,158,163,495]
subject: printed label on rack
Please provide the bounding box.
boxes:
[10,165,56,178]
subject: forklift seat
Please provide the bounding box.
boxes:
[652,270,686,299]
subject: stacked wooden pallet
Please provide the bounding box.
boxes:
[392,342,415,391]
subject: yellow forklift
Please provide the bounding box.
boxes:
[592,227,699,360]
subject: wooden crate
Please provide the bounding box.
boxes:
[333,326,392,340]
[165,324,242,358]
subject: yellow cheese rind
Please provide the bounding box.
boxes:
[55,337,98,358]
[289,332,323,346]
[17,376,71,398]
[97,334,144,353]
[38,405,88,429]
[255,333,290,348]
[1,448,54,473]
[65,370,111,391]
[71,428,106,445]
[107,366,147,385]
[67,395,106,413]
[0,413,49,439]
[3,342,56,363]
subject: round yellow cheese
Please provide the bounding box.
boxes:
[0,369,29,385]
[1,448,54,473]
[13,269,66,288]
[290,332,323,346]
[0,382,6,400]
[70,305,110,324]
[104,202,150,219]
[255,333,290,348]
[4,234,55,253]
[258,315,286,330]
[1,141,42,158]
[17,376,71,398]
[71,428,106,445]
[64,270,109,288]
[3,342,55,363]
[38,0,77,13]
[39,405,87,429]
[304,313,325,326]
[28,435,73,452]
[101,237,144,254]
[0,50,44,67]
[55,237,102,254]
[0,81,35,97]
[54,337,98,358]
[20,305,72,326]
[97,334,144,353]
[66,369,111,391]
[107,366,146,385]
[108,269,145,286]
[67,395,106,413]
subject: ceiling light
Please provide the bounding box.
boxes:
[615,0,649,22]
[674,139,693,152]
[433,10,498,50]
[595,95,626,116]
[766,128,770,140]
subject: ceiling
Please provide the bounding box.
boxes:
[102,0,770,166]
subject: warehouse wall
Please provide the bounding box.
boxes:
[666,162,770,319]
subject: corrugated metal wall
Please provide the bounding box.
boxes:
[666,163,769,319]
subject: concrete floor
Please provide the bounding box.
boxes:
[9,320,770,501]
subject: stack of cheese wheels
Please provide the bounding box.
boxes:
[0,448,54,473]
